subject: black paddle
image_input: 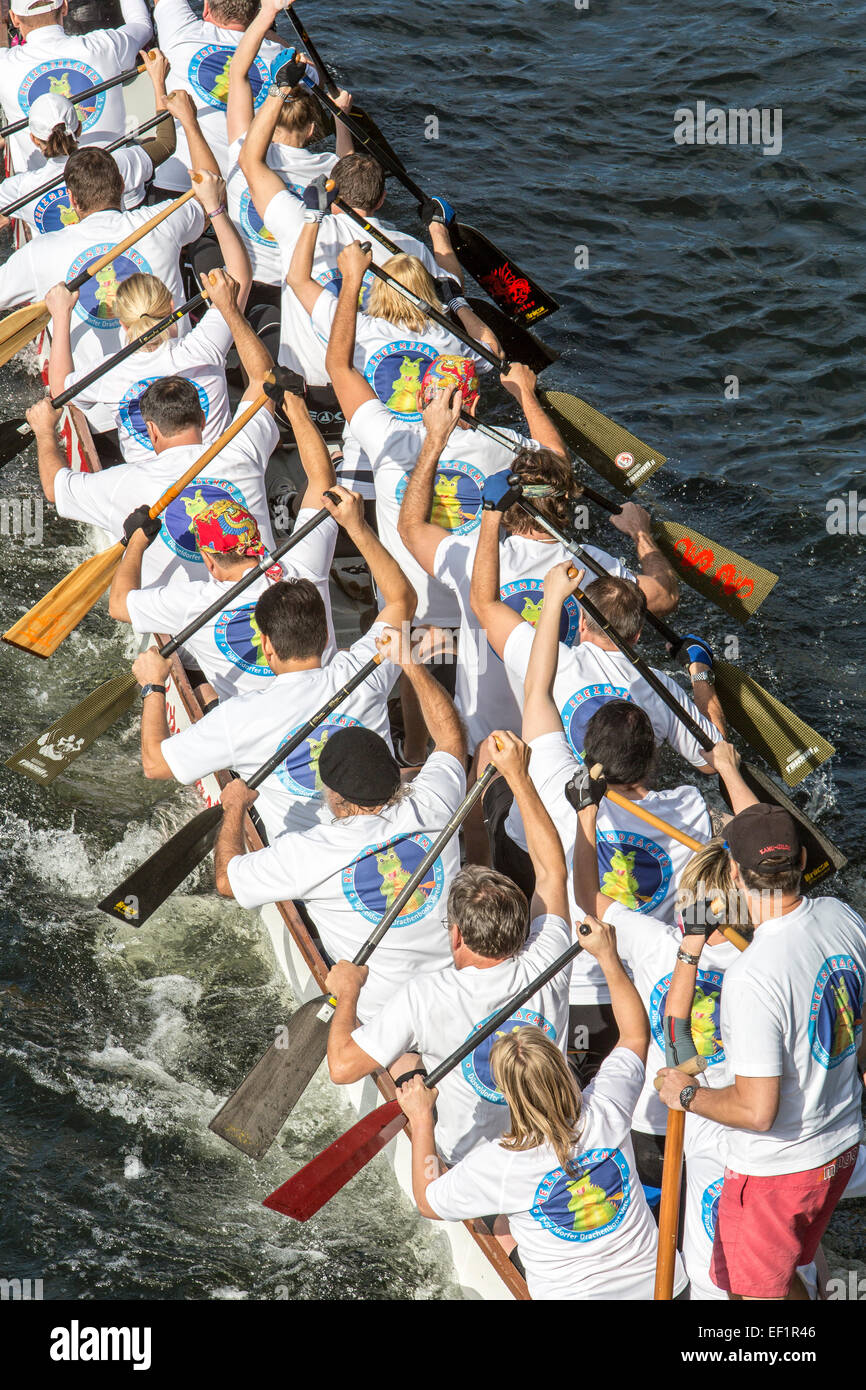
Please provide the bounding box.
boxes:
[7,503,333,785]
[209,762,500,1160]
[0,60,149,138]
[0,110,172,220]
[273,54,560,327]
[0,285,206,469]
[96,653,383,927]
[282,3,408,174]
[263,929,590,1221]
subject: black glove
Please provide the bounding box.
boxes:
[565,762,607,813]
[122,505,161,546]
[482,469,522,512]
[679,896,725,936]
[418,195,456,229]
[302,174,336,223]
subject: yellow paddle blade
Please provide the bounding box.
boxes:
[3,540,125,659]
[714,659,836,787]
[0,302,51,368]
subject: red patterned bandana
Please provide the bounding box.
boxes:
[419,354,480,409]
[192,500,282,580]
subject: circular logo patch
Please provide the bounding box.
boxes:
[808,955,863,1070]
[188,47,270,111]
[395,460,485,537]
[118,377,210,452]
[213,604,274,678]
[364,341,440,422]
[531,1149,631,1243]
[342,832,444,928]
[597,829,673,915]
[19,59,104,131]
[649,966,726,1067]
[615,451,634,471]
[461,1007,556,1104]
[160,478,247,563]
[701,1177,724,1241]
[500,580,580,646]
[273,712,361,799]
[560,683,633,761]
[66,245,151,330]
[239,188,276,247]
[33,184,78,234]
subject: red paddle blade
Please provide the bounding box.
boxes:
[263,1100,407,1222]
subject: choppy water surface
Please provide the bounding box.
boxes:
[0,0,863,1298]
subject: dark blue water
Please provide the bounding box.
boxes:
[0,0,863,1298]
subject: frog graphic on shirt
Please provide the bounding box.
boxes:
[831,977,857,1057]
[248,617,268,670]
[600,848,645,908]
[210,53,233,103]
[375,845,430,916]
[520,594,544,626]
[59,202,79,227]
[182,489,212,525]
[430,474,465,530]
[566,1172,622,1232]
[691,983,721,1057]
[93,264,120,319]
[385,356,424,413]
[49,73,73,98]
[305,729,330,792]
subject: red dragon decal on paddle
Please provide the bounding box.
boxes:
[673,537,755,600]
[479,262,533,310]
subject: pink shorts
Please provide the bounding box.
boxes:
[711,1144,858,1298]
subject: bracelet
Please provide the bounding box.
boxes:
[208,204,227,219]
[446,295,469,314]
[676,947,701,966]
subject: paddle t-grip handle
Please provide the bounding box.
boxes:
[653,1054,707,1092]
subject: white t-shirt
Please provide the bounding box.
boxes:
[63,304,233,461]
[353,913,572,1163]
[154,0,286,188]
[163,622,396,841]
[0,198,205,432]
[263,189,440,386]
[603,900,739,1135]
[227,751,466,1020]
[427,1047,688,1301]
[435,533,636,751]
[503,620,720,767]
[125,508,339,700]
[226,135,337,287]
[53,397,278,590]
[0,0,152,174]
[719,896,866,1176]
[347,400,535,629]
[0,144,152,233]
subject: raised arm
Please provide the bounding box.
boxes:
[378,626,466,765]
[480,730,569,922]
[164,89,220,178]
[203,267,273,406]
[499,363,568,458]
[579,916,650,1063]
[238,88,294,218]
[322,486,416,630]
[606,500,679,618]
[118,0,153,50]
[282,388,336,509]
[703,739,759,816]
[522,560,582,742]
[28,400,69,506]
[287,219,326,316]
[572,796,613,922]
[226,0,283,145]
[130,647,175,780]
[468,500,523,659]
[192,172,252,306]
[137,48,177,171]
[397,387,463,577]
[324,240,377,424]
[45,285,77,400]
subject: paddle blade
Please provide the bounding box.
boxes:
[652,518,778,622]
[0,302,50,368]
[452,221,559,326]
[466,296,559,376]
[263,1100,407,1222]
[714,661,835,787]
[540,388,665,492]
[6,671,137,785]
[0,417,32,469]
[3,540,125,659]
[738,761,846,886]
[209,997,333,1160]
[97,804,223,926]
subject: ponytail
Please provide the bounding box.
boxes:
[275,86,324,143]
[41,123,79,159]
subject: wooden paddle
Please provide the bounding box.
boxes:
[210,762,501,1160]
[6,505,335,785]
[0,59,149,138]
[0,282,207,469]
[652,1053,708,1300]
[96,652,384,927]
[0,187,196,370]
[275,55,560,327]
[263,930,590,1222]
[0,110,172,220]
[2,372,278,659]
[283,3,408,175]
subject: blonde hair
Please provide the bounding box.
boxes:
[491,1027,584,1173]
[275,86,323,143]
[115,273,173,349]
[365,253,443,333]
[676,838,751,928]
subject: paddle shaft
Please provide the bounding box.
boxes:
[298,71,427,203]
[331,195,399,255]
[0,111,172,218]
[284,4,339,94]
[362,256,508,372]
[65,188,196,293]
[0,60,147,138]
[653,1052,708,1300]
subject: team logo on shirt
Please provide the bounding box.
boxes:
[701,1177,724,1240]
[364,342,441,423]
[66,246,152,330]
[239,189,277,247]
[808,955,864,1070]
[460,1007,557,1104]
[531,1149,631,1242]
[18,60,105,132]
[214,603,274,678]
[500,580,581,646]
[33,184,78,234]
[394,461,485,537]
[648,966,726,1067]
[274,713,362,799]
[188,48,270,111]
[559,683,633,762]
[342,832,445,928]
[119,377,210,452]
[160,478,249,564]
[597,830,673,915]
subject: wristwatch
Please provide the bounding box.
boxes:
[140,683,166,700]
[691,670,715,685]
[680,1083,698,1111]
[676,947,701,966]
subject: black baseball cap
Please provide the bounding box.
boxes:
[318,727,401,807]
[726,804,801,875]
